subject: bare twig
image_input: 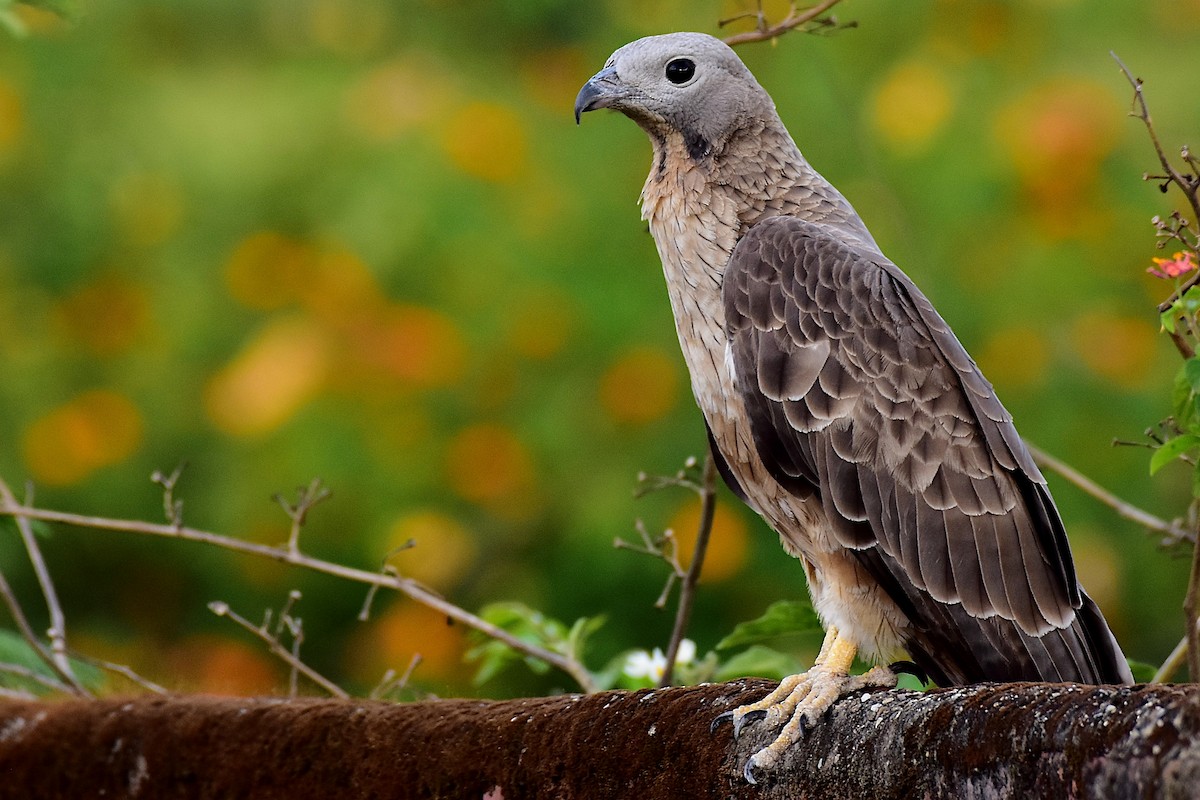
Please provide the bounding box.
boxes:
[0,488,597,692]
[1113,53,1200,316]
[274,478,332,556]
[0,480,84,694]
[721,0,846,47]
[615,519,686,611]
[370,653,423,700]
[0,569,87,697]
[359,543,413,622]
[1152,633,1190,683]
[67,650,168,695]
[209,600,348,699]
[0,662,72,694]
[150,463,187,528]
[661,452,718,687]
[1027,444,1194,545]
[1185,536,1200,681]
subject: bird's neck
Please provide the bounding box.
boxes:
[640,121,873,282]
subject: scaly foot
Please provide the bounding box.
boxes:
[711,628,898,784]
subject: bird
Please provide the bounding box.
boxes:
[574,32,1133,781]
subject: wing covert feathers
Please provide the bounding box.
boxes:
[723,216,1131,684]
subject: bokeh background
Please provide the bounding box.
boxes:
[1,0,1199,697]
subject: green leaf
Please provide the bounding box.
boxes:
[1149,434,1200,475]
[0,629,50,672]
[565,614,605,662]
[466,602,576,686]
[1126,659,1159,683]
[0,630,104,694]
[716,600,821,651]
[1186,358,1200,393]
[713,645,802,681]
[1162,308,1179,334]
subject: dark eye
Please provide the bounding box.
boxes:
[665,58,695,85]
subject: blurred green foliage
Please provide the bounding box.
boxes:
[1,0,1200,697]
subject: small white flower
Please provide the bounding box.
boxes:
[624,640,697,681]
[624,648,666,680]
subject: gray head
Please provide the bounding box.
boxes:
[575,32,777,160]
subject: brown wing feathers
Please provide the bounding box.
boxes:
[724,215,1130,683]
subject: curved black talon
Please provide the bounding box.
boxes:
[743,758,759,785]
[732,708,767,738]
[710,710,734,733]
[889,660,930,685]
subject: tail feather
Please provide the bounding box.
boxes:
[854,546,1131,685]
[907,590,1132,686]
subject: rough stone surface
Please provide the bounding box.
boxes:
[0,681,1196,798]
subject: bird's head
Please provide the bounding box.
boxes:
[575,32,776,160]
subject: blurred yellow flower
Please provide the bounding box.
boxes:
[384,510,478,591]
[445,423,535,506]
[1071,311,1157,389]
[343,54,455,141]
[507,287,574,360]
[600,346,679,426]
[870,59,955,154]
[54,273,150,356]
[204,316,330,436]
[442,101,527,183]
[994,78,1118,231]
[22,390,144,486]
[667,497,750,584]
[519,46,591,113]
[224,231,317,311]
[975,325,1049,390]
[347,600,468,685]
[359,303,466,389]
[165,634,278,696]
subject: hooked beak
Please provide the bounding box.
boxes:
[574,65,622,125]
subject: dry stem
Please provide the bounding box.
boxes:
[0,478,597,693]
[721,0,846,46]
[209,600,348,699]
[660,452,717,687]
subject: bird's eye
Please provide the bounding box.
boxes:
[665,58,696,85]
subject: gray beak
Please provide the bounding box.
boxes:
[574,65,622,125]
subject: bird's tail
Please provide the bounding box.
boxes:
[909,589,1133,687]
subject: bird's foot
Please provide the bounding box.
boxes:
[716,663,898,784]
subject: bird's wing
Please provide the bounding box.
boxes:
[722,215,1081,641]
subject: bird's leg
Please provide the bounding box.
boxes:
[714,627,898,783]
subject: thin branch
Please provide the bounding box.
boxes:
[370,653,423,700]
[209,600,349,699]
[722,0,845,47]
[1153,633,1190,683]
[274,478,332,556]
[0,480,84,693]
[660,452,717,687]
[150,463,187,528]
[1113,53,1200,310]
[0,662,72,694]
[1026,443,1194,545]
[68,650,168,695]
[1185,537,1200,681]
[0,489,597,693]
